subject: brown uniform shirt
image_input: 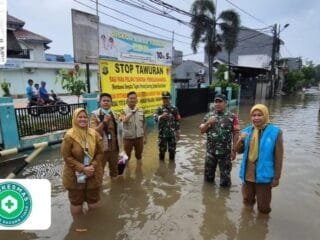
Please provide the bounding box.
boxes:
[90,110,119,152]
[61,133,104,189]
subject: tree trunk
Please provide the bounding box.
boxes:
[228,51,231,82]
[208,54,213,85]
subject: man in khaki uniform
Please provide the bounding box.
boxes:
[90,93,119,178]
[121,91,147,161]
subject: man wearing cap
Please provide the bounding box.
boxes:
[154,91,181,161]
[200,93,240,187]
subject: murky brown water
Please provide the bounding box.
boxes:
[1,88,320,240]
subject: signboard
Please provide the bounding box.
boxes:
[99,24,172,66]
[238,54,271,69]
[0,0,6,65]
[71,9,99,64]
[100,60,171,116]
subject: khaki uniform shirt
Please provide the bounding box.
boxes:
[122,106,145,139]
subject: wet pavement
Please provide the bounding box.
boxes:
[1,88,320,240]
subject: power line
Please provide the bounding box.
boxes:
[223,0,269,27]
[147,0,193,17]
[73,0,176,42]
[112,0,191,26]
[85,0,192,39]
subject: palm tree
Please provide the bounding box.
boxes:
[220,10,240,80]
[190,0,240,84]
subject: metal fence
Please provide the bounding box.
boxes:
[15,103,86,138]
[176,88,209,117]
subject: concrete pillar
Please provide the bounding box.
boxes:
[215,87,222,94]
[226,87,232,101]
[0,97,20,148]
[82,93,98,117]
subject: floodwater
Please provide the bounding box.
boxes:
[1,88,320,240]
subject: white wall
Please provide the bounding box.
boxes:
[0,67,98,97]
[29,43,46,62]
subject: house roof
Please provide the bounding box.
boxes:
[7,14,25,27]
[182,60,208,68]
[216,27,274,65]
[14,28,52,43]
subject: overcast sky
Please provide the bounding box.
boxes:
[7,0,320,65]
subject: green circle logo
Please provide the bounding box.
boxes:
[0,182,32,227]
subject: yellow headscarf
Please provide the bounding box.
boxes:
[65,108,96,158]
[248,104,270,162]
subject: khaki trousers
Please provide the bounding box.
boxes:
[242,181,272,214]
[123,137,144,160]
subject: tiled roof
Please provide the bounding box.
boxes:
[14,28,52,43]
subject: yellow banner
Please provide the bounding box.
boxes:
[99,60,171,116]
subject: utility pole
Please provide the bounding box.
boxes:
[270,23,277,98]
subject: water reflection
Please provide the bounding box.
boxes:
[237,209,269,240]
[153,161,180,211]
[200,184,237,240]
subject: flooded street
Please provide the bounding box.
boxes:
[1,88,320,240]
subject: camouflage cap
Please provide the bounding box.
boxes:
[162,91,171,98]
[214,93,227,101]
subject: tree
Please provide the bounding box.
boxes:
[220,10,240,75]
[301,64,316,87]
[190,0,240,84]
[284,70,305,93]
[56,64,86,103]
[214,64,235,82]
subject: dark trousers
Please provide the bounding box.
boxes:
[204,153,232,186]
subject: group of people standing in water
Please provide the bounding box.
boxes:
[61,91,283,218]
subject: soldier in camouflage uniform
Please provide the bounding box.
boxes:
[154,91,181,161]
[200,94,240,187]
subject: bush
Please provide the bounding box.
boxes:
[1,80,11,97]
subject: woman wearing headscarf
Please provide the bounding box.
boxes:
[236,104,284,214]
[62,108,104,217]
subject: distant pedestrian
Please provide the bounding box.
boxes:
[121,91,147,161]
[236,104,284,214]
[200,94,240,187]
[90,93,120,179]
[26,79,37,104]
[61,108,104,217]
[39,81,52,104]
[154,91,181,161]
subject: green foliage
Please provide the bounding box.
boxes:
[56,64,86,102]
[315,64,320,83]
[284,70,305,93]
[284,63,318,93]
[301,65,316,86]
[1,80,11,96]
[214,64,235,82]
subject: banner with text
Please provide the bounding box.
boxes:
[99,24,172,66]
[100,60,171,116]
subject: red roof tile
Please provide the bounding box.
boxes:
[14,28,52,43]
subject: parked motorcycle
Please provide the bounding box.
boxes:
[27,91,70,116]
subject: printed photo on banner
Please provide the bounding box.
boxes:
[99,24,172,66]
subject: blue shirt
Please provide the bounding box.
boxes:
[26,85,34,101]
[39,87,49,101]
